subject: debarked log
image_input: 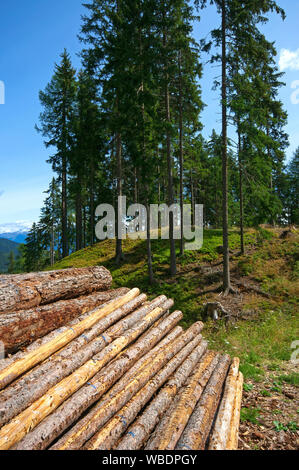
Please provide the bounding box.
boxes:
[53,312,183,450]
[226,371,243,450]
[116,341,209,450]
[175,354,231,450]
[51,323,182,450]
[0,293,155,426]
[14,309,182,450]
[0,266,113,315]
[0,288,129,354]
[84,323,204,450]
[145,350,219,450]
[0,300,168,449]
[208,357,240,450]
[0,288,140,391]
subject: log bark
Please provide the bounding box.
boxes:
[0,266,112,315]
[0,288,140,391]
[0,300,168,449]
[0,288,129,371]
[0,294,152,426]
[116,342,209,450]
[226,371,243,450]
[208,357,240,450]
[84,324,204,450]
[14,309,181,450]
[175,354,231,450]
[146,351,219,450]
[0,288,130,354]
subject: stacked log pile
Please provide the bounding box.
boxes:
[0,267,243,451]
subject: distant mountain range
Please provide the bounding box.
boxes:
[0,231,28,243]
[0,222,32,272]
[0,221,31,244]
[0,237,21,273]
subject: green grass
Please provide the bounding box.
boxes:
[243,383,254,392]
[241,407,261,425]
[278,373,299,387]
[260,389,271,397]
[51,227,299,375]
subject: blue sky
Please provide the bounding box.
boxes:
[0,0,298,228]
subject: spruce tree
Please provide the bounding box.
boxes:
[37,50,77,258]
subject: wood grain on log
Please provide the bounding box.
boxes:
[0,266,112,315]
[0,288,140,391]
[0,299,168,449]
[208,357,240,450]
[146,351,219,450]
[175,354,231,450]
[13,309,181,450]
[84,323,204,450]
[116,341,209,450]
[226,371,243,450]
[0,294,153,426]
[51,316,186,451]
[51,323,182,450]
[0,288,129,372]
[0,288,130,354]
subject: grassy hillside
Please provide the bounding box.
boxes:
[52,226,299,449]
[0,237,20,273]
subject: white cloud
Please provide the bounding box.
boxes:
[279,48,299,71]
[0,221,33,234]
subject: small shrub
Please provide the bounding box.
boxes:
[273,421,287,431]
[287,421,298,432]
[241,407,261,424]
[260,389,271,397]
[243,383,254,392]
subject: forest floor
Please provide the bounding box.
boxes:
[52,226,299,450]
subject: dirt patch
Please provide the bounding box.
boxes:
[238,365,299,450]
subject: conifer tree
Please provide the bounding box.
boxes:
[37,50,77,258]
[7,251,15,274]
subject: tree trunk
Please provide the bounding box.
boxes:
[0,266,113,315]
[50,222,55,266]
[75,177,83,252]
[221,0,231,293]
[146,201,154,284]
[90,159,95,246]
[238,129,245,254]
[190,172,195,227]
[61,154,68,258]
[83,205,87,248]
[164,36,177,276]
[179,50,184,257]
[115,132,124,264]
